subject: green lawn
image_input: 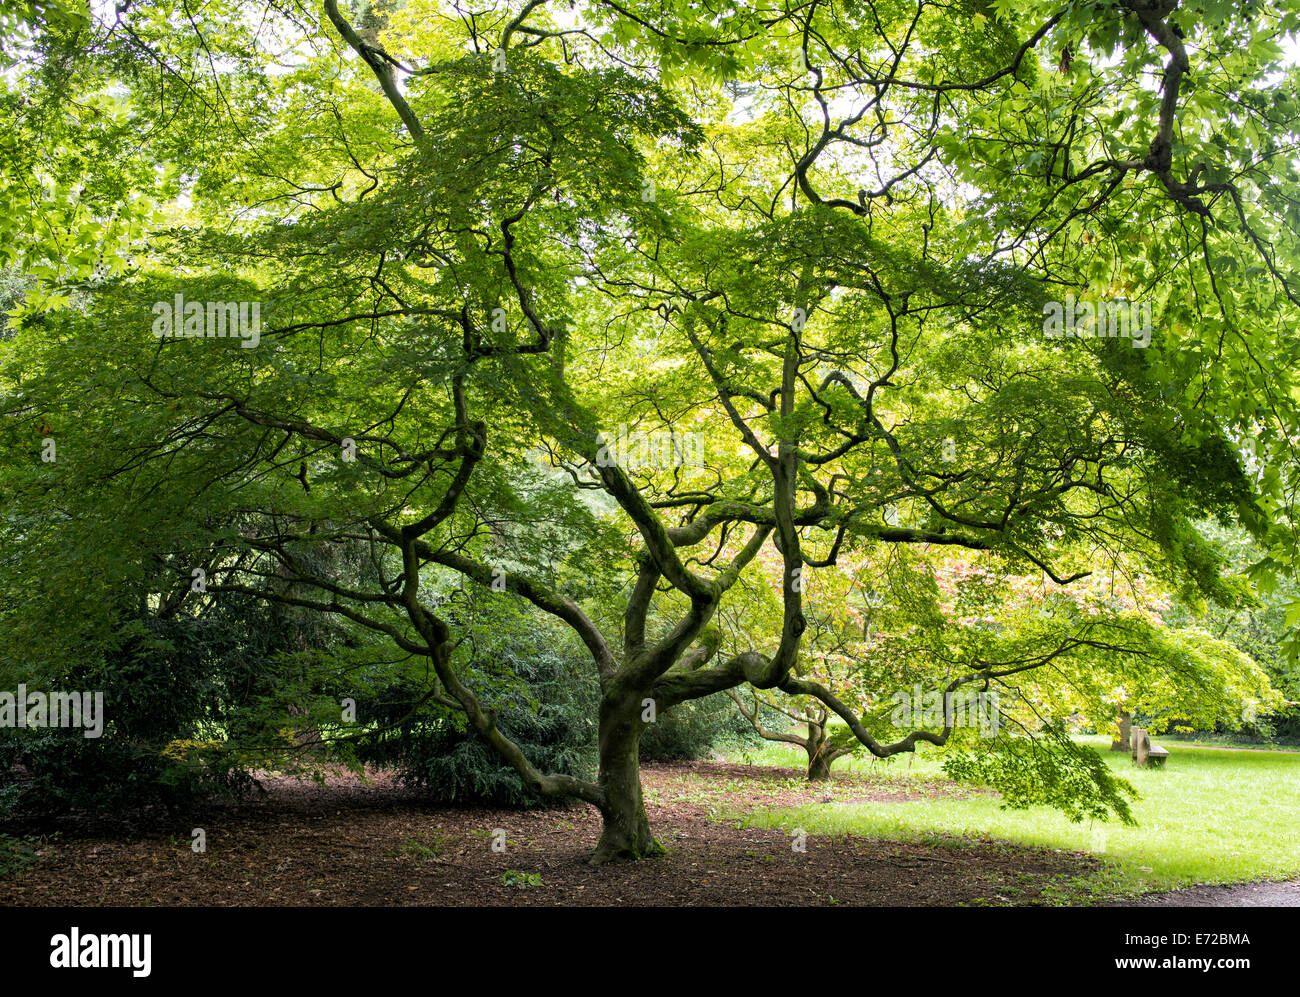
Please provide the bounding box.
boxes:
[724,735,1300,898]
[1155,735,1300,752]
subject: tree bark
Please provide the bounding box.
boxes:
[591,690,664,863]
[1111,710,1132,752]
[807,752,834,781]
[806,720,833,780]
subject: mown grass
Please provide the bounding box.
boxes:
[724,735,1300,899]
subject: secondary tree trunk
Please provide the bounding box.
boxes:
[807,751,834,780]
[591,690,664,863]
[1111,710,1132,752]
[806,720,833,780]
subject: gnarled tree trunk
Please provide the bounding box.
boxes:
[806,719,834,780]
[592,691,663,863]
[806,719,853,780]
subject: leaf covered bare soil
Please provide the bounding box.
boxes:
[0,763,1097,907]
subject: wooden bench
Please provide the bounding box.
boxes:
[1131,727,1169,768]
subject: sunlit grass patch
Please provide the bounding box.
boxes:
[726,737,1300,898]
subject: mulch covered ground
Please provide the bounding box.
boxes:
[0,760,1097,906]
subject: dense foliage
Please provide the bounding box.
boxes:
[2,0,1298,858]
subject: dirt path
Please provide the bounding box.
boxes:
[1131,879,1300,907]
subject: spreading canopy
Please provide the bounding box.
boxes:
[2,0,1297,857]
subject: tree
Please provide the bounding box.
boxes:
[729,688,857,781]
[731,541,1278,781]
[3,0,1299,861]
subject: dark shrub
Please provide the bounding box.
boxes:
[353,629,601,806]
[639,691,764,761]
[0,590,314,817]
